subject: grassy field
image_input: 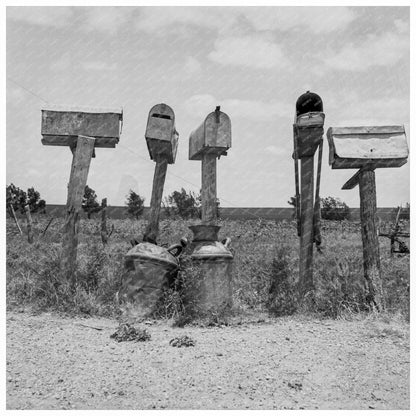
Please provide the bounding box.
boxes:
[6,216,410,322]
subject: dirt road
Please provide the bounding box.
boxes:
[6,311,409,410]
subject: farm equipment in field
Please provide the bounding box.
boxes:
[379,206,410,256]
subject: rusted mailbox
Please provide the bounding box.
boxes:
[145,103,178,164]
[189,106,231,160]
[41,105,123,148]
[327,124,409,311]
[327,125,408,170]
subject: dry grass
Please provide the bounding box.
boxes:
[6,216,410,322]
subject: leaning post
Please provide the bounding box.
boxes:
[293,92,325,301]
[327,125,409,311]
[41,105,122,284]
[143,103,179,244]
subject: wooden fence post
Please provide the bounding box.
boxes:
[101,198,108,246]
[24,204,34,244]
[9,203,22,235]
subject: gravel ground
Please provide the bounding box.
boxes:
[6,311,410,410]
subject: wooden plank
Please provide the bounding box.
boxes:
[143,160,168,244]
[332,157,407,170]
[299,156,315,298]
[24,205,34,244]
[331,135,408,160]
[358,170,384,311]
[342,167,375,190]
[41,135,118,148]
[61,135,95,284]
[41,110,121,138]
[328,125,404,135]
[201,154,217,224]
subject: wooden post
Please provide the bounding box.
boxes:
[24,205,34,244]
[101,198,108,246]
[144,159,168,244]
[358,170,384,311]
[299,157,315,297]
[201,154,217,223]
[61,135,95,284]
[9,203,22,235]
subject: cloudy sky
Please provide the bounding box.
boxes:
[6,6,410,208]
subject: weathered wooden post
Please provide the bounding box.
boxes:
[188,106,233,316]
[117,104,183,315]
[24,204,34,244]
[327,125,409,310]
[143,103,179,244]
[41,105,122,284]
[293,92,325,300]
[100,198,108,246]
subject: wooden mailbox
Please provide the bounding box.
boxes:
[189,107,231,161]
[145,103,178,164]
[41,105,123,148]
[327,123,409,311]
[294,112,325,158]
[327,125,408,170]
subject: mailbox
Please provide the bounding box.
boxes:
[41,105,123,148]
[327,125,408,169]
[293,112,325,158]
[189,107,231,160]
[145,103,178,164]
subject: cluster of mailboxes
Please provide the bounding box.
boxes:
[41,104,232,163]
[41,105,123,148]
[293,114,408,168]
[41,103,408,169]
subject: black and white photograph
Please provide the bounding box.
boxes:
[3,2,413,411]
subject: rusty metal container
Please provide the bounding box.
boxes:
[189,107,231,161]
[145,103,179,164]
[188,224,233,314]
[117,242,182,314]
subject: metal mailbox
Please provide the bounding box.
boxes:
[294,112,325,158]
[145,103,178,164]
[41,105,123,148]
[189,107,231,160]
[327,125,408,169]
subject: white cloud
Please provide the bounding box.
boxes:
[241,7,356,34]
[208,35,289,69]
[82,7,133,35]
[50,52,73,71]
[324,30,409,72]
[184,94,291,122]
[135,7,235,35]
[82,61,118,72]
[265,145,288,156]
[184,57,202,75]
[7,6,74,28]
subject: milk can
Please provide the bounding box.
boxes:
[188,224,233,314]
[117,242,182,314]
